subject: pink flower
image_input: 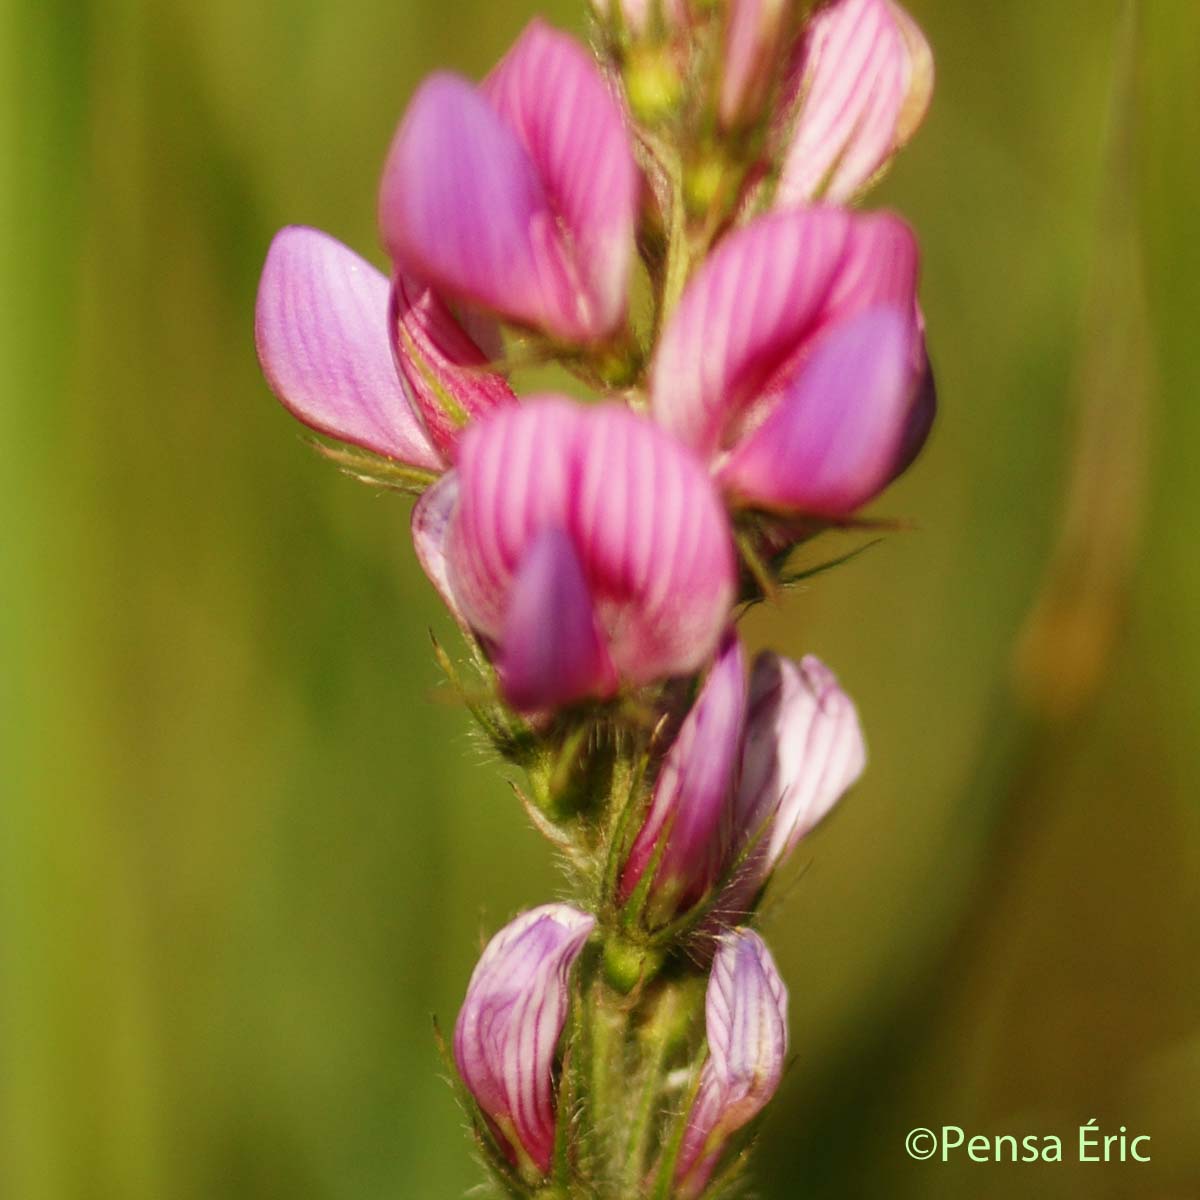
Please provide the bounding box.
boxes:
[775,0,934,206]
[454,904,595,1178]
[379,20,639,344]
[620,631,748,920]
[254,226,512,466]
[650,205,934,518]
[675,929,788,1198]
[412,397,736,712]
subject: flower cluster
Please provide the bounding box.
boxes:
[255,0,932,1195]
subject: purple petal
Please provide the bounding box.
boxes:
[411,472,467,626]
[482,20,638,339]
[737,653,866,883]
[675,929,788,1197]
[446,398,736,697]
[620,632,747,915]
[378,73,578,339]
[454,905,595,1175]
[389,273,516,462]
[718,306,921,516]
[650,207,856,458]
[254,226,442,469]
[776,0,934,205]
[499,528,619,711]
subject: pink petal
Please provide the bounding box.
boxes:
[453,904,595,1174]
[776,0,934,206]
[446,398,736,694]
[718,305,920,515]
[499,528,619,711]
[738,653,866,880]
[650,207,856,458]
[254,226,441,469]
[411,472,468,627]
[675,930,788,1198]
[620,632,747,915]
[378,73,578,339]
[482,20,638,339]
[389,272,516,463]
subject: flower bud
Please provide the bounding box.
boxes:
[675,929,788,1197]
[454,904,595,1179]
[729,652,865,901]
[775,0,933,205]
[718,0,791,130]
[620,631,747,922]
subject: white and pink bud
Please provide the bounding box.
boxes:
[675,929,788,1197]
[734,652,866,891]
[453,904,595,1180]
[776,0,934,205]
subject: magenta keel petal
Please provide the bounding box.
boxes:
[378,73,571,335]
[718,305,920,516]
[620,632,747,915]
[499,528,619,712]
[254,226,441,469]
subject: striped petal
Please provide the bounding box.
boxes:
[776,0,934,206]
[379,73,578,340]
[718,305,920,515]
[254,226,441,469]
[482,20,638,339]
[453,905,595,1176]
[675,929,788,1198]
[445,397,736,701]
[651,208,853,457]
[651,208,922,462]
[499,528,619,711]
[620,632,747,919]
[737,652,866,883]
[389,274,516,462]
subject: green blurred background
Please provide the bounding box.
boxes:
[3,1,1198,1196]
